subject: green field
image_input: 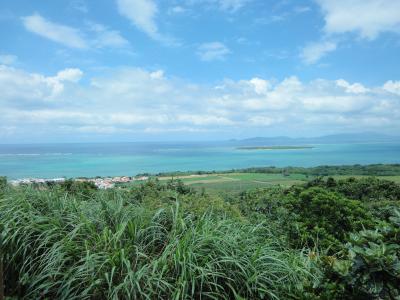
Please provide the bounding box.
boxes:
[122,164,400,193]
[152,172,400,192]
[156,172,309,192]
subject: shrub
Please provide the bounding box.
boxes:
[305,176,400,202]
[336,177,400,201]
[59,179,97,198]
[284,187,373,251]
[328,210,400,299]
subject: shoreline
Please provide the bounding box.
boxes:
[5,163,400,189]
[8,176,150,189]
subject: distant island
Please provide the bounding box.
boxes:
[228,132,400,146]
[237,145,314,150]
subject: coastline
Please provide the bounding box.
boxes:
[6,163,400,189]
[9,176,149,189]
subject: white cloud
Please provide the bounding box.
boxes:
[0,54,17,65]
[187,0,250,12]
[197,42,231,61]
[1,65,400,138]
[248,116,283,126]
[177,114,234,125]
[88,22,130,48]
[44,68,83,96]
[55,68,83,82]
[116,0,177,45]
[0,65,83,102]
[116,0,159,38]
[22,13,88,49]
[22,14,130,49]
[303,1,400,65]
[301,95,370,113]
[336,79,369,94]
[301,40,337,64]
[315,0,400,39]
[168,6,187,14]
[383,80,400,95]
[248,78,270,95]
[149,70,164,79]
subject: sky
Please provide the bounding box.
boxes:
[0,0,400,143]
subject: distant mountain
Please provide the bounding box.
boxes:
[230,132,399,146]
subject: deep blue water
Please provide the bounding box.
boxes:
[0,142,400,179]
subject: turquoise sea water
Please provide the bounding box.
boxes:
[0,142,400,179]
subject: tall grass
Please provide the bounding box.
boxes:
[1,185,317,299]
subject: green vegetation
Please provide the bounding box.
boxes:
[152,171,400,195]
[146,163,400,178]
[237,146,314,150]
[1,170,400,299]
[155,173,308,193]
[0,176,6,193]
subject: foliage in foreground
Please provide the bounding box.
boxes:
[1,176,400,299]
[334,212,400,299]
[0,183,315,299]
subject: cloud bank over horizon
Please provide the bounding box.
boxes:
[0,64,399,142]
[0,0,399,142]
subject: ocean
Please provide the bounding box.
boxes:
[0,141,400,179]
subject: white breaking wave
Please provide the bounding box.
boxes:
[0,153,73,157]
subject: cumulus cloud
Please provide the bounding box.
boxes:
[383,80,400,95]
[303,1,400,65]
[336,79,369,94]
[315,0,400,39]
[197,42,231,61]
[55,68,83,82]
[0,65,83,103]
[22,14,130,49]
[248,78,270,95]
[1,65,400,139]
[301,40,337,64]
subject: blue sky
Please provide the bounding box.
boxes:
[0,0,400,142]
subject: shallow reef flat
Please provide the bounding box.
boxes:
[237,145,314,150]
